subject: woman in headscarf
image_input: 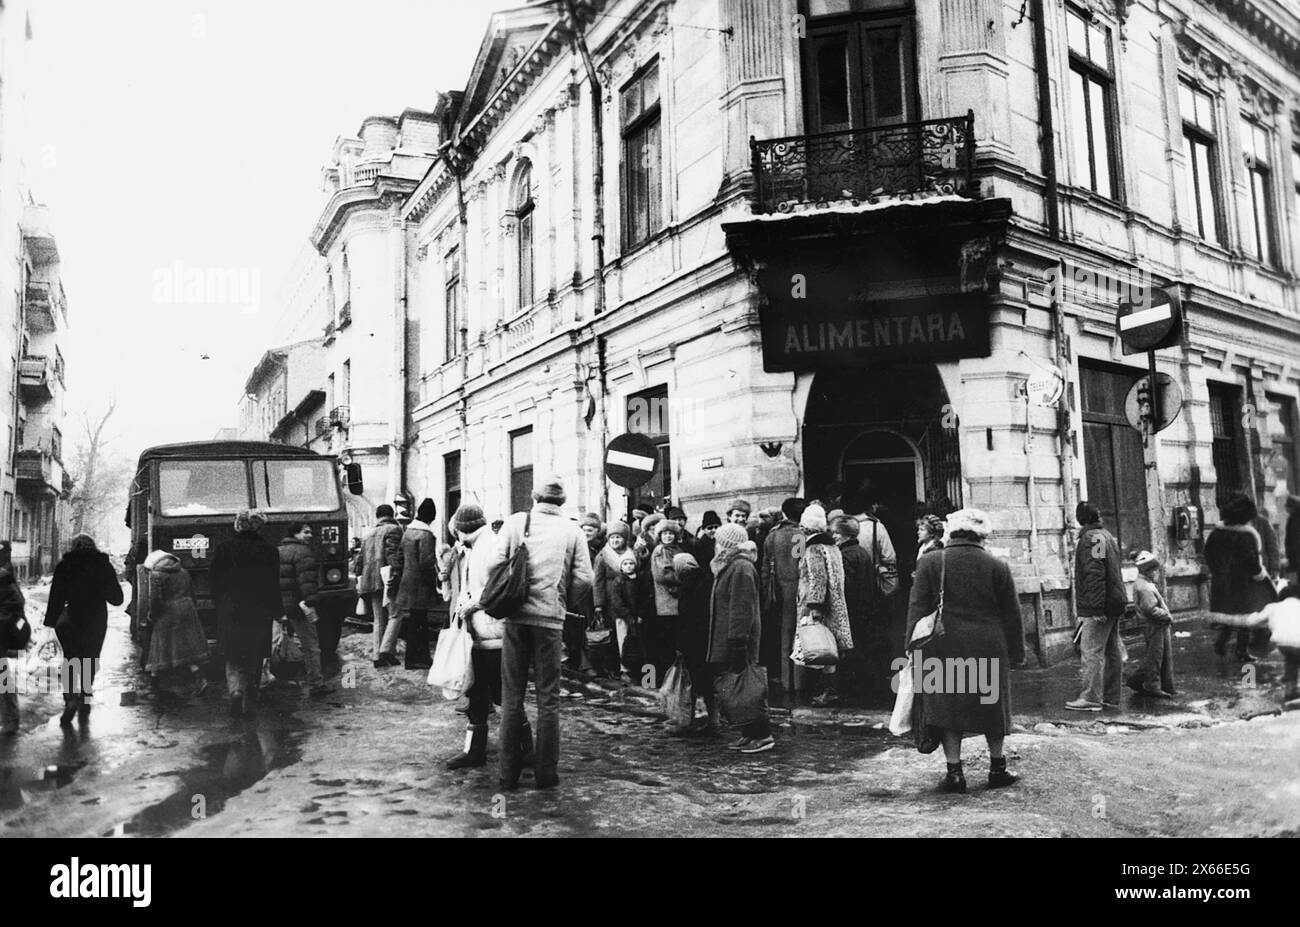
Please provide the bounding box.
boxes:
[211,510,282,719]
[706,524,773,753]
[142,550,210,697]
[905,509,1025,794]
[45,533,125,726]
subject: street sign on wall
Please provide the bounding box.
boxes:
[1118,287,1182,355]
[604,432,659,489]
[1124,372,1182,433]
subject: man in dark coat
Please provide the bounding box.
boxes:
[695,511,721,574]
[211,510,282,719]
[358,504,403,667]
[44,534,124,726]
[761,497,804,689]
[279,522,325,696]
[1067,501,1127,711]
[389,498,440,670]
[832,515,872,692]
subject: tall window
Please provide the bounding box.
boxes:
[1241,117,1276,266]
[1265,393,1299,497]
[444,247,462,363]
[621,60,662,250]
[514,162,535,310]
[1208,382,1245,505]
[444,451,461,541]
[341,359,351,408]
[803,2,917,134]
[1293,145,1300,255]
[1180,80,1221,243]
[1080,362,1149,556]
[1066,6,1118,200]
[509,427,534,515]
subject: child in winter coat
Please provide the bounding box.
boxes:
[1125,551,1174,699]
[646,521,685,682]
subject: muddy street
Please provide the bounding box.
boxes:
[1,591,1297,838]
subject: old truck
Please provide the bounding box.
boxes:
[125,440,363,670]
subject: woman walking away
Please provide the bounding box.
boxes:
[0,569,27,735]
[445,504,533,770]
[906,509,1024,794]
[707,524,773,754]
[797,504,853,707]
[1206,492,1276,663]
[211,510,282,720]
[45,534,125,727]
[143,550,210,698]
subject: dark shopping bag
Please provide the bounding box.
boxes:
[659,655,694,731]
[481,511,531,619]
[714,664,768,727]
[268,623,305,681]
[621,625,646,675]
[911,692,941,754]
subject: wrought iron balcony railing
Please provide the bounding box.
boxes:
[749,112,976,215]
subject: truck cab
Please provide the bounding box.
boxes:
[126,441,360,658]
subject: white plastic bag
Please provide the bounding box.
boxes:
[889,657,915,736]
[24,626,62,677]
[428,614,474,700]
[1265,599,1300,650]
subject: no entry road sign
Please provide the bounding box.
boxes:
[1124,372,1182,434]
[604,433,659,489]
[1118,287,1182,355]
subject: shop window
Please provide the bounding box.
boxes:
[1265,394,1299,496]
[1208,382,1246,505]
[1080,362,1149,556]
[1180,80,1221,244]
[509,427,533,516]
[621,60,662,250]
[1240,117,1276,266]
[444,451,462,537]
[1066,6,1118,200]
[802,3,917,134]
[625,385,671,513]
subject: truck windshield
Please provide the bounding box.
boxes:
[254,459,340,513]
[158,460,250,516]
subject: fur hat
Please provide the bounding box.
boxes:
[701,510,722,529]
[945,508,994,540]
[831,515,860,538]
[533,476,566,506]
[800,503,828,532]
[1135,550,1160,573]
[606,521,632,543]
[714,524,748,551]
[781,497,806,522]
[453,503,487,534]
[657,520,682,544]
[725,498,752,517]
[233,509,266,533]
[641,513,664,540]
[580,512,603,531]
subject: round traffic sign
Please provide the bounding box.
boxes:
[1118,288,1181,355]
[604,433,659,489]
[1124,372,1182,434]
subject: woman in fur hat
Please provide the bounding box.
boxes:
[905,508,1025,794]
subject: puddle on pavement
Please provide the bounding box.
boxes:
[104,723,304,837]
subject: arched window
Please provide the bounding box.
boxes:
[514,161,535,311]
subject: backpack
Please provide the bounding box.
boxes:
[480,511,531,620]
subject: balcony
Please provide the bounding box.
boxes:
[21,204,59,265]
[25,281,67,334]
[349,164,382,187]
[18,356,56,403]
[329,405,350,428]
[749,113,976,215]
[15,448,64,497]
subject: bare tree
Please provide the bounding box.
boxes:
[68,398,122,539]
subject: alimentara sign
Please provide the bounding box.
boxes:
[759,290,989,372]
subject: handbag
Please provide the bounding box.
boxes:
[428,613,475,700]
[907,550,946,651]
[480,511,531,620]
[1,613,30,651]
[268,622,305,680]
[793,616,838,666]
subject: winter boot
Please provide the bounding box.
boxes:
[446,725,488,770]
[987,756,1019,788]
[939,762,967,794]
[517,720,536,769]
[59,695,79,728]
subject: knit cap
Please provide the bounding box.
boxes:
[453,503,486,534]
[715,524,748,551]
[800,503,828,532]
[580,512,603,530]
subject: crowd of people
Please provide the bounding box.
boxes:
[1,479,1297,798]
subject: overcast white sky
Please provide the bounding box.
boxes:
[24,0,515,459]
